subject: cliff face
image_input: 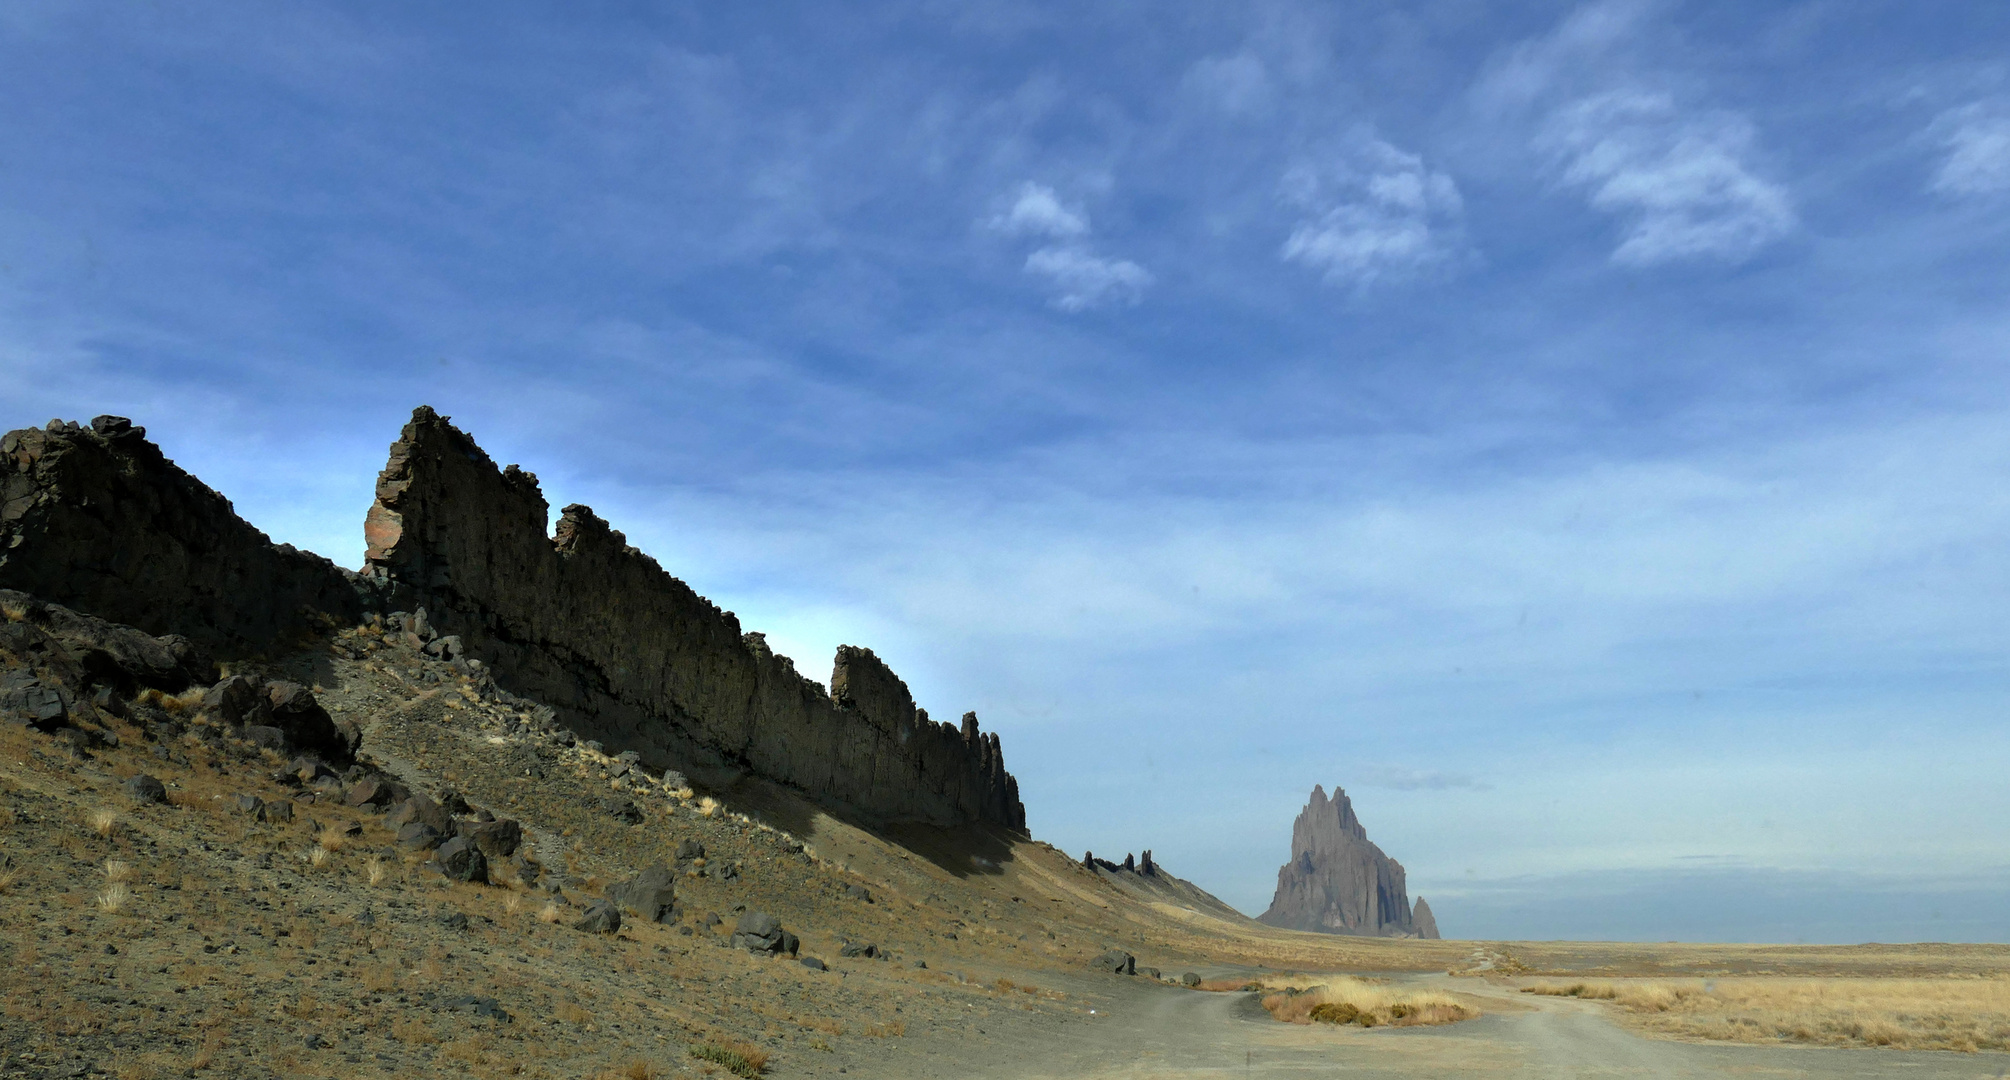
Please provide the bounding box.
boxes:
[0,417,366,648]
[1257,784,1436,938]
[0,409,1023,831]
[361,407,1023,829]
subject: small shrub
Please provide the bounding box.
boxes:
[97,883,130,913]
[689,1040,767,1077]
[308,847,331,869]
[365,857,386,886]
[102,859,133,883]
[88,808,118,838]
[538,902,563,924]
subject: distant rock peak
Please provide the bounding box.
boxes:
[1258,783,1440,939]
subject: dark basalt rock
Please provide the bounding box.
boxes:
[606,863,677,923]
[1088,949,1135,975]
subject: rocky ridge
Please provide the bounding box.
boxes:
[0,410,1022,832]
[1257,784,1440,939]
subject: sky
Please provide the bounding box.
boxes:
[3,1,2008,943]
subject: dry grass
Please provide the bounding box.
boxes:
[0,863,23,893]
[1259,977,1477,1028]
[102,858,133,883]
[502,892,523,916]
[689,1039,767,1077]
[307,846,331,869]
[88,807,118,838]
[598,1061,666,1080]
[96,882,131,913]
[366,856,386,886]
[538,902,563,924]
[863,1019,906,1037]
[1523,977,2010,1051]
[316,824,349,852]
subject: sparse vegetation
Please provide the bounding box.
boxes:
[538,901,563,924]
[1257,977,1477,1028]
[96,881,130,913]
[102,859,132,883]
[1523,977,2010,1051]
[365,856,386,885]
[689,1039,767,1077]
[88,807,118,837]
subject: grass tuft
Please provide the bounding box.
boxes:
[538,902,563,924]
[365,857,386,886]
[88,808,118,838]
[1258,977,1477,1028]
[102,859,133,883]
[689,1040,767,1077]
[1521,977,2010,1051]
[97,882,131,913]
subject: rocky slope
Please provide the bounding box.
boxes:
[1257,785,1440,939]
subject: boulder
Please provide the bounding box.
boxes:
[845,884,873,903]
[1181,972,1202,988]
[1088,949,1136,976]
[730,911,785,953]
[1,679,69,731]
[606,864,678,923]
[467,818,521,859]
[343,776,397,808]
[443,994,510,1022]
[396,822,444,850]
[573,900,620,934]
[242,725,287,751]
[202,675,268,728]
[256,799,293,824]
[1139,967,1161,980]
[266,682,358,762]
[839,941,877,959]
[121,774,167,804]
[799,957,825,971]
[387,794,453,835]
[675,838,705,862]
[600,798,643,824]
[431,836,488,883]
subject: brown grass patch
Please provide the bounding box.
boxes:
[88,807,118,837]
[1523,977,2010,1051]
[1260,977,1477,1028]
[863,1019,906,1037]
[96,882,131,913]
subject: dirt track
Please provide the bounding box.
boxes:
[892,974,2010,1079]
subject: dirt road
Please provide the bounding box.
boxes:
[888,974,2010,1079]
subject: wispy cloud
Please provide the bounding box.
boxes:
[1279,135,1470,288]
[1477,0,1795,266]
[986,182,1151,310]
[1022,246,1152,311]
[1538,90,1795,266]
[1929,99,2010,196]
[1358,765,1490,792]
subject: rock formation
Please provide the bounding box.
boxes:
[0,410,1024,831]
[0,417,367,648]
[1257,784,1439,938]
[1411,895,1440,940]
[361,407,1022,829]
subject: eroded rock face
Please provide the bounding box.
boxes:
[1257,784,1422,938]
[361,406,1025,830]
[0,418,368,648]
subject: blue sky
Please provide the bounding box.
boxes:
[4,1,2009,942]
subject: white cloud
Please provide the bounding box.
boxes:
[1478,0,1794,266]
[1538,90,1795,266]
[1183,52,1273,117]
[986,182,1090,239]
[1358,766,1490,792]
[1023,246,1152,311]
[1278,137,1469,288]
[1930,100,2010,196]
[986,182,1151,310]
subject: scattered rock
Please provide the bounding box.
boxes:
[1181,972,1202,988]
[606,863,677,923]
[573,900,621,934]
[600,798,643,824]
[396,822,444,850]
[431,836,488,883]
[1,679,69,731]
[257,799,294,824]
[1139,966,1161,979]
[675,838,705,863]
[437,912,470,932]
[120,774,167,804]
[730,911,786,953]
[1088,949,1136,975]
[467,817,521,858]
[242,725,287,751]
[839,941,877,959]
[845,884,872,903]
[233,793,263,815]
[443,994,510,1022]
[800,957,825,971]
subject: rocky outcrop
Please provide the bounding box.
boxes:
[360,407,1022,829]
[1081,847,1251,924]
[1258,784,1432,938]
[1411,896,1441,940]
[0,417,368,648]
[0,409,1024,831]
